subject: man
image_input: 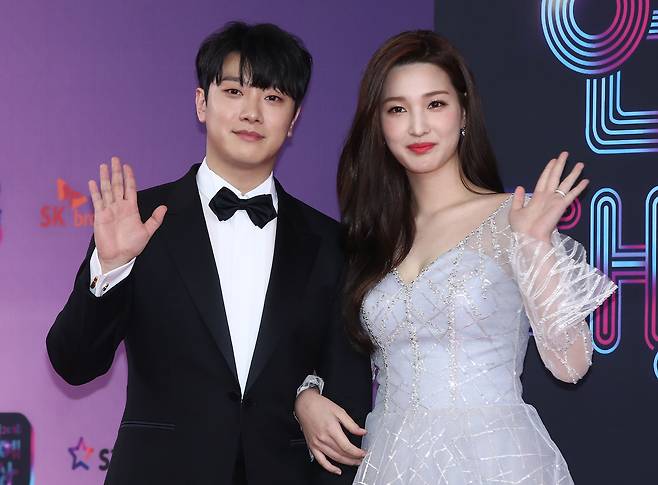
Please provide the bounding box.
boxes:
[47,22,371,485]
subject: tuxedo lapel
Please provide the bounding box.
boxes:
[245,180,321,393]
[158,165,239,384]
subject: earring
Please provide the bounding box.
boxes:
[460,127,466,137]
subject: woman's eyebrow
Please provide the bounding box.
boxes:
[382,90,450,103]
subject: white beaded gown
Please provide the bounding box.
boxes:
[353,196,616,485]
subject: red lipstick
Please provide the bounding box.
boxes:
[407,143,436,154]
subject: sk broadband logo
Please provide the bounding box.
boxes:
[40,178,94,228]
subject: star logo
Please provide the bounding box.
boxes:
[68,437,94,471]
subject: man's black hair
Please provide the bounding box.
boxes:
[196,22,312,110]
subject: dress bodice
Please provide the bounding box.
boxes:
[363,197,530,412]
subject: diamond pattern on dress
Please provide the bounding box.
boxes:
[354,196,616,484]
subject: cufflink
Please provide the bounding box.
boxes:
[90,276,98,289]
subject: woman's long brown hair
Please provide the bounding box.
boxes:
[338,30,504,354]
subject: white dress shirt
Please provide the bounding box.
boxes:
[89,159,278,394]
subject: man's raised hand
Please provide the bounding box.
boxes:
[89,156,167,273]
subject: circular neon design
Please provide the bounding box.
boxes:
[541,0,650,75]
[558,198,582,230]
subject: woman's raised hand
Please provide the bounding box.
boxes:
[509,151,588,243]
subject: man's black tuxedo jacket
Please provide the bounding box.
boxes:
[47,164,372,485]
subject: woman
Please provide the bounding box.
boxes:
[295,31,616,484]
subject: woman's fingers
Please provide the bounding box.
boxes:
[318,439,362,466]
[564,179,589,205]
[334,408,366,458]
[293,392,366,474]
[533,158,555,193]
[336,408,367,437]
[313,419,364,464]
[556,162,584,195]
[312,449,342,475]
[547,151,568,191]
[511,186,526,211]
[332,429,366,460]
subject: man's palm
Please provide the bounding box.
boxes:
[89,157,166,273]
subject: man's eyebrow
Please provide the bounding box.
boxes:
[219,75,242,83]
[217,76,285,94]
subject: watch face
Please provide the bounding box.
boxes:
[0,413,32,485]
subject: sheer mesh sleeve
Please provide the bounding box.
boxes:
[510,230,617,382]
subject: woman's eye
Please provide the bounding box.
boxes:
[388,106,406,114]
[428,100,445,109]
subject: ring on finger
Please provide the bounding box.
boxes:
[554,189,567,198]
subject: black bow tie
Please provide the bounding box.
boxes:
[209,187,277,228]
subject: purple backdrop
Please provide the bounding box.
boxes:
[0,1,432,482]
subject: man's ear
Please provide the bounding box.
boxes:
[287,107,301,137]
[195,87,207,123]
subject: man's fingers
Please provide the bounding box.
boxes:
[99,163,113,204]
[88,180,103,212]
[110,156,124,201]
[144,205,167,237]
[312,449,342,475]
[124,164,137,201]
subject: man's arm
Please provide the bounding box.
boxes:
[305,279,373,483]
[46,156,166,385]
[47,239,135,384]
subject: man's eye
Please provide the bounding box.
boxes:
[225,88,242,96]
[428,100,445,109]
[388,106,406,114]
[265,95,282,102]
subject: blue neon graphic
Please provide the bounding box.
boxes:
[542,0,650,75]
[585,73,658,153]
